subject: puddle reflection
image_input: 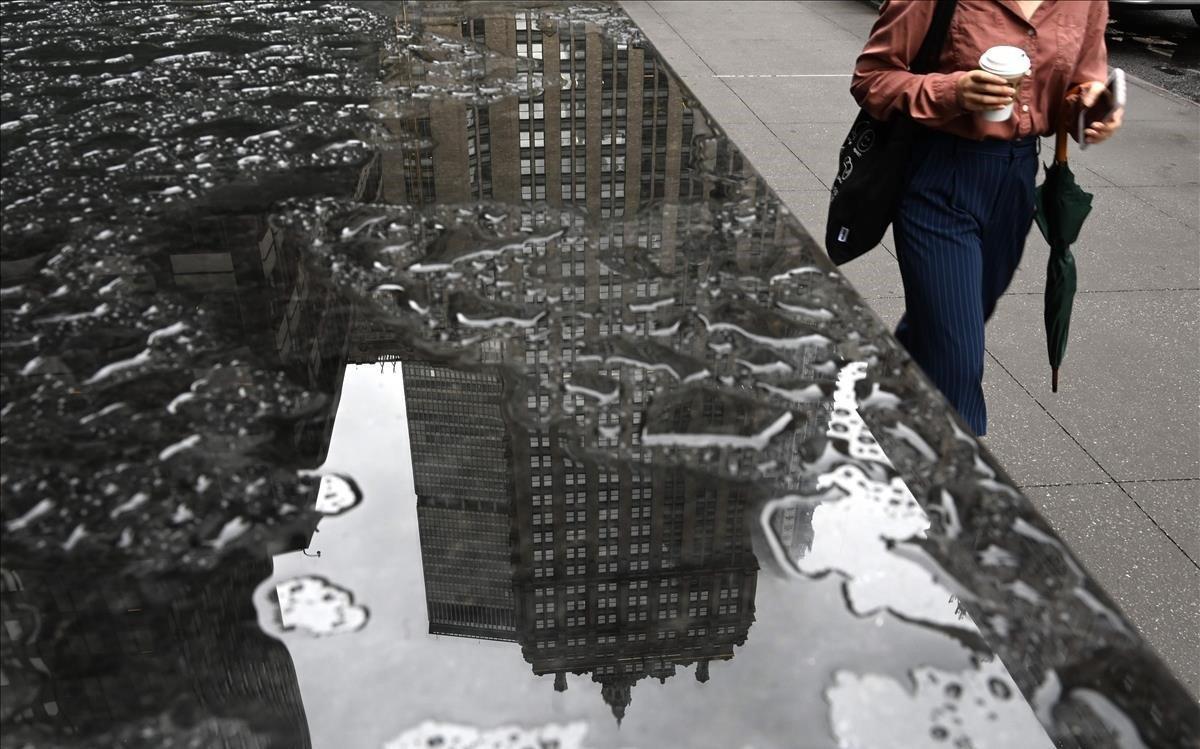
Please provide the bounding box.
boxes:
[1,1,1195,747]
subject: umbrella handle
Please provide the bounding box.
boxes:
[1056,85,1087,164]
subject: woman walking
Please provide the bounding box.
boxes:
[851,0,1123,435]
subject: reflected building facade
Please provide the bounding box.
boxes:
[406,362,518,641]
[382,6,783,721]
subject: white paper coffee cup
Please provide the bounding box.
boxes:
[978,46,1031,122]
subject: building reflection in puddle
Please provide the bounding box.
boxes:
[405,359,761,722]
[353,4,803,722]
[5,0,1183,745]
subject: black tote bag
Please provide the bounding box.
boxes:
[825,0,957,265]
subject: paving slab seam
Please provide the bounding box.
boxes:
[999,287,1200,295]
[758,118,831,189]
[777,135,834,190]
[986,349,1200,571]
[641,3,833,191]
[1019,478,1200,489]
[1058,183,1200,224]
[1122,188,1200,229]
[790,0,877,39]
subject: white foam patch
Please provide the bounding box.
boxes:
[827,361,887,463]
[793,467,963,630]
[565,382,619,406]
[313,473,361,515]
[827,659,1053,749]
[273,575,367,637]
[698,313,831,351]
[642,412,793,451]
[383,721,599,749]
[760,362,967,630]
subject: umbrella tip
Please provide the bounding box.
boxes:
[1052,368,1059,393]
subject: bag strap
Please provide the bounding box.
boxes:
[910,0,957,74]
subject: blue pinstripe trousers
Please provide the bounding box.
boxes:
[893,130,1038,436]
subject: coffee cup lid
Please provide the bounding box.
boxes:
[979,46,1031,77]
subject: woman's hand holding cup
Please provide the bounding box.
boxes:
[956,70,1017,113]
[968,47,1031,121]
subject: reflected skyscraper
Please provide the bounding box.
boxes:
[380,6,789,721]
[406,363,518,641]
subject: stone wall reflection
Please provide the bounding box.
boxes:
[0,560,312,748]
[0,207,359,746]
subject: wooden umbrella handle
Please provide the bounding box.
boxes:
[1056,84,1087,164]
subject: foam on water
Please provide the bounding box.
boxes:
[384,720,599,749]
[268,574,369,637]
[827,658,1052,749]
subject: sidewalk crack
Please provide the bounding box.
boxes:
[987,350,1200,570]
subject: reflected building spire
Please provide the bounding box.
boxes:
[601,677,634,725]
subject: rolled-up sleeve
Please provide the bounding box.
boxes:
[850,0,966,126]
[1070,0,1109,86]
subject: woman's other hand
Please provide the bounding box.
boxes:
[955,70,1016,112]
[1077,80,1124,145]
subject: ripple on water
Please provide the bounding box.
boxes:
[1,0,385,569]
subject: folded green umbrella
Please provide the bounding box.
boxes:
[1034,104,1094,393]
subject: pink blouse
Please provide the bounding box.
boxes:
[851,0,1109,140]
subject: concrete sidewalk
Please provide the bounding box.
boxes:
[622,0,1200,696]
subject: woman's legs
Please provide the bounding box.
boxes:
[982,152,1038,322]
[893,134,1037,436]
[894,137,989,434]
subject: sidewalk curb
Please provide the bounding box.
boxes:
[1124,70,1200,108]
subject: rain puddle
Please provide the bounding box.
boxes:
[2,1,1195,747]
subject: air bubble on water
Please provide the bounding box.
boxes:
[987,678,1012,700]
[5,499,54,532]
[109,492,148,519]
[206,516,249,549]
[62,524,87,551]
[158,433,201,462]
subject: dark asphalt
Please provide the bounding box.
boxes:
[1107,6,1200,102]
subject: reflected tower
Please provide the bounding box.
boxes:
[404,362,519,641]
[382,6,772,722]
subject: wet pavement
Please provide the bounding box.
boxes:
[1,2,1198,748]
[1107,5,1200,102]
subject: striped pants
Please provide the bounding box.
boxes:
[893,130,1038,436]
